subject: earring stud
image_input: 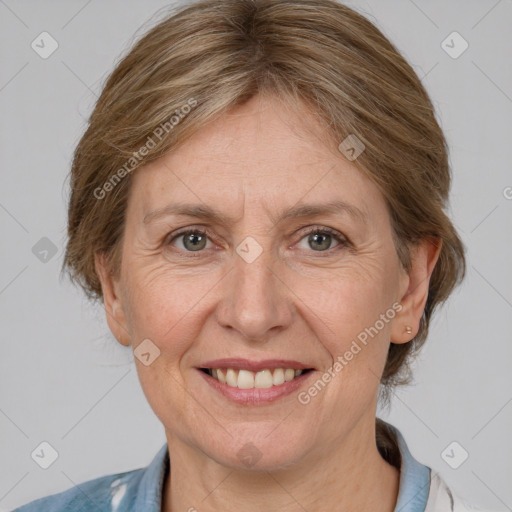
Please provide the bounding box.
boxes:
[405,325,412,334]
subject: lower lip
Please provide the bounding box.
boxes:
[198,369,313,405]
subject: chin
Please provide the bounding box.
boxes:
[204,427,314,472]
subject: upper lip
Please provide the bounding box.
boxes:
[199,358,314,372]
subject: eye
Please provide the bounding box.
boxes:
[166,228,213,253]
[165,226,349,256]
[296,227,347,253]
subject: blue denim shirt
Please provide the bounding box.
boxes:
[12,423,430,512]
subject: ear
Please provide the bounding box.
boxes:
[94,251,131,347]
[391,237,442,344]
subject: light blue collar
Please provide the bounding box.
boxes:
[388,424,431,511]
[133,443,169,511]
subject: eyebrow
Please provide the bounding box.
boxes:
[143,200,368,226]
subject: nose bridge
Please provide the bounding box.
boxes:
[218,242,292,341]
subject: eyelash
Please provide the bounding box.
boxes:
[165,225,349,257]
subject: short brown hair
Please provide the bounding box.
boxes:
[62,0,466,391]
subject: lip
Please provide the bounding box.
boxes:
[197,365,315,405]
[198,358,314,372]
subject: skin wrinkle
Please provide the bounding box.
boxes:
[55,2,467,506]
[96,94,440,512]
[142,198,369,231]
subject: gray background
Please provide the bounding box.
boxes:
[1,0,511,510]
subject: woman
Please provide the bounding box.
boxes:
[14,0,489,510]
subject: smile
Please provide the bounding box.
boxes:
[197,358,315,404]
[202,368,310,389]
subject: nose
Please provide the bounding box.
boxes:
[215,247,294,343]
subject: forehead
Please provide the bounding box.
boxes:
[129,95,387,222]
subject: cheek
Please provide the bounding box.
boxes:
[295,261,397,345]
[296,276,395,418]
[124,262,212,339]
[122,266,211,428]
[290,259,399,412]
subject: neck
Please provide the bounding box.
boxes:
[162,416,400,512]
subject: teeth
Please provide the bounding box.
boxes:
[226,368,238,387]
[238,369,254,389]
[272,368,285,386]
[284,369,295,382]
[217,368,226,384]
[254,370,273,388]
[207,367,305,389]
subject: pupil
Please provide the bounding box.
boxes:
[185,232,206,251]
[311,233,330,251]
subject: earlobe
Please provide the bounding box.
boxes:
[391,237,442,344]
[94,252,131,347]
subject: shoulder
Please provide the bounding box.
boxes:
[12,443,169,512]
[426,471,500,512]
[11,468,144,512]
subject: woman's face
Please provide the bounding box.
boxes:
[98,94,437,470]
